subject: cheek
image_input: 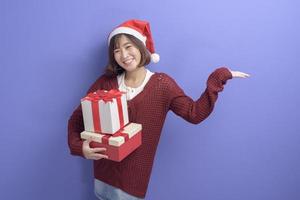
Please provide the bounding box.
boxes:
[114,53,121,63]
[132,49,141,59]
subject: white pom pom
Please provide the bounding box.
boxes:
[151,53,160,63]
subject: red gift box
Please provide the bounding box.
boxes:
[80,123,142,162]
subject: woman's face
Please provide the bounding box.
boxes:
[113,35,142,72]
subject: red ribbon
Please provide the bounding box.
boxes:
[101,128,129,145]
[83,89,126,132]
[83,92,102,132]
[116,95,124,128]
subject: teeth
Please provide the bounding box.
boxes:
[123,59,133,64]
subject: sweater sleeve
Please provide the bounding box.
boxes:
[67,75,109,157]
[168,67,232,124]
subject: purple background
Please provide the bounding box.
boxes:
[1,0,299,199]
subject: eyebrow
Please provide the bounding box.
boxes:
[122,42,132,46]
[115,42,132,50]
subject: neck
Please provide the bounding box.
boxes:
[124,67,147,88]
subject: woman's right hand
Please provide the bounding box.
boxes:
[82,139,108,160]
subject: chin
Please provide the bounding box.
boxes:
[122,65,138,72]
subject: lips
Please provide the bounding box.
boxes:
[123,58,134,65]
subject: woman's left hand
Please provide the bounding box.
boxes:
[230,70,250,78]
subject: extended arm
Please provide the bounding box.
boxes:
[168,67,233,124]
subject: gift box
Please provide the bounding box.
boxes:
[81,89,129,134]
[80,123,142,162]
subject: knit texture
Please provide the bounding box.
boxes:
[68,67,232,198]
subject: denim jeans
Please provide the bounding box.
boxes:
[94,179,144,200]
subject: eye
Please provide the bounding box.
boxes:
[125,45,132,49]
[114,49,120,54]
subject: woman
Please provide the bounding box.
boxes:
[68,19,250,200]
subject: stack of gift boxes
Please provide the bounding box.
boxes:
[80,89,142,162]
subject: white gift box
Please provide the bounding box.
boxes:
[81,89,129,134]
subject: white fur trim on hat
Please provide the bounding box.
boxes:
[151,53,160,63]
[108,27,147,45]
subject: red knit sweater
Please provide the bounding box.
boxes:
[68,67,232,198]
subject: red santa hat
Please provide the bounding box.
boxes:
[108,19,160,63]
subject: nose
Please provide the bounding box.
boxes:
[120,48,128,59]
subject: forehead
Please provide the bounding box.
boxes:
[114,35,133,48]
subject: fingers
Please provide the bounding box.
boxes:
[83,138,92,147]
[230,71,250,78]
[85,150,108,160]
[91,147,107,153]
[88,153,108,160]
[238,72,250,78]
[82,139,108,160]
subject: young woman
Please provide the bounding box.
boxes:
[68,19,250,200]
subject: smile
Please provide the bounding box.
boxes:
[123,58,134,65]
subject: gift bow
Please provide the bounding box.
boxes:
[101,128,129,145]
[84,89,125,103]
